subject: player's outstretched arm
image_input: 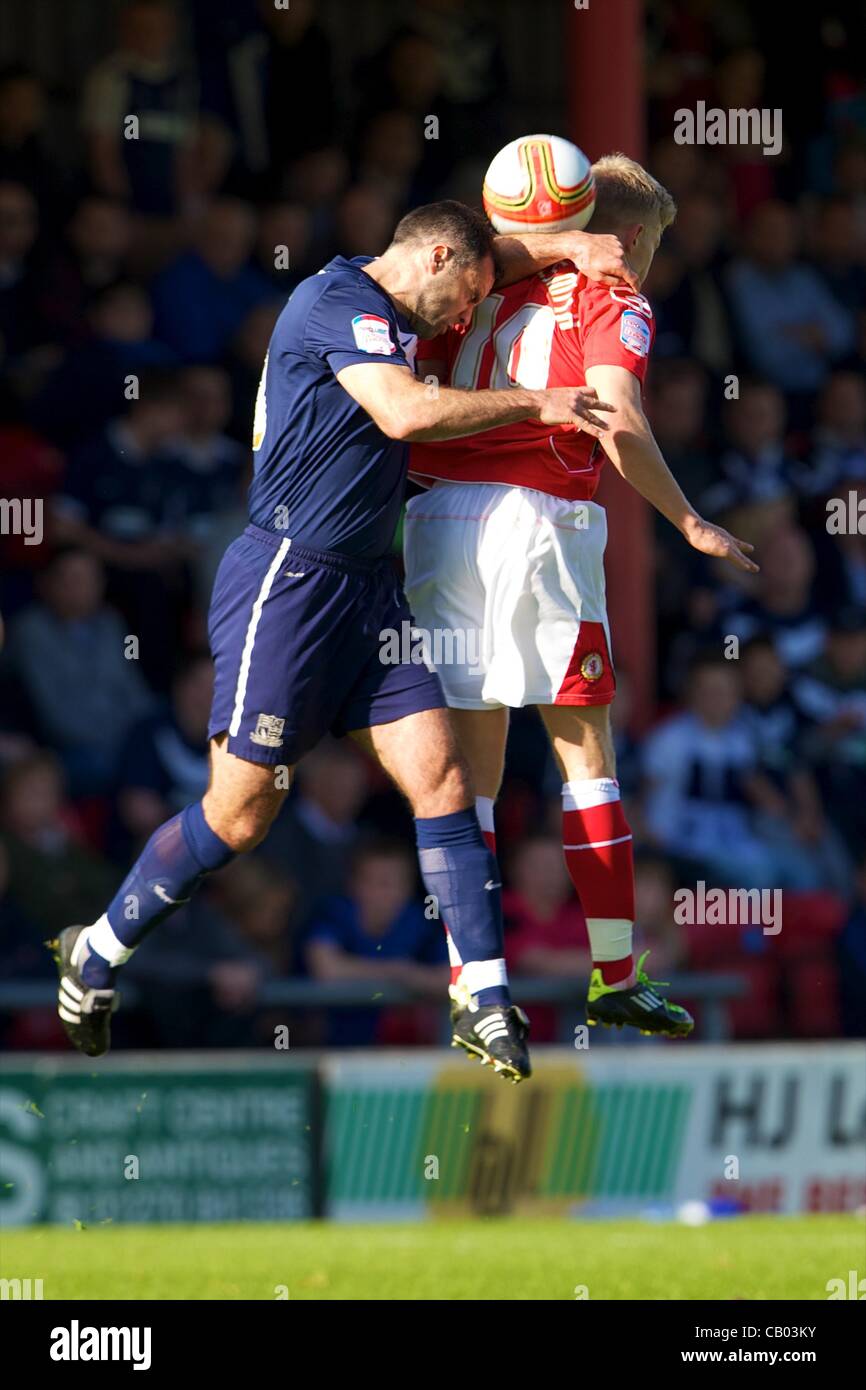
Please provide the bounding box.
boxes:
[585,364,759,574]
[493,230,640,292]
[337,361,614,443]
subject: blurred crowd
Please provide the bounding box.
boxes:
[0,0,864,1050]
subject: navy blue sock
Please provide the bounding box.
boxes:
[81,802,235,986]
[415,808,510,1007]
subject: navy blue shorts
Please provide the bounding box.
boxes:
[207,525,446,765]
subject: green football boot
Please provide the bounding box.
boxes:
[586,950,694,1038]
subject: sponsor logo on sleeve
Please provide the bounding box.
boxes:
[351,313,396,354]
[619,310,652,358]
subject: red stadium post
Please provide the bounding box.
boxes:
[567,0,656,732]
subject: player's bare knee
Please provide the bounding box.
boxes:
[411,749,473,818]
[202,796,278,853]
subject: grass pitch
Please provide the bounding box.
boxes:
[2,1215,861,1299]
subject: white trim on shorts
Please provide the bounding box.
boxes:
[228,537,292,737]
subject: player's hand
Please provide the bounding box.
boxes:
[534,386,615,437]
[565,232,641,293]
[681,515,759,573]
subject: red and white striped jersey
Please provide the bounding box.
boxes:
[410,261,655,501]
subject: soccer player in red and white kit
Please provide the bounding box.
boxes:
[405,153,758,1041]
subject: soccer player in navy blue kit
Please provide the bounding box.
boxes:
[51,200,631,1081]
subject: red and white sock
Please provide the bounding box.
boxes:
[445,796,499,990]
[562,777,635,989]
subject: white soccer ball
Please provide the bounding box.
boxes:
[482,134,596,234]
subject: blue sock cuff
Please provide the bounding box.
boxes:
[181,801,234,872]
[415,807,484,849]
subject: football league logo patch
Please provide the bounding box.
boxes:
[351,313,396,355]
[580,651,604,682]
[619,310,651,358]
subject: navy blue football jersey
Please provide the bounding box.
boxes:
[247,255,418,560]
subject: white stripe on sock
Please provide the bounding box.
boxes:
[229,537,292,737]
[460,958,507,996]
[563,833,633,851]
[562,777,620,811]
[85,915,135,968]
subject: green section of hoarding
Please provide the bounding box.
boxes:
[0,1061,314,1226]
[326,1069,691,1213]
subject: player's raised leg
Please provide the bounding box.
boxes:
[50,734,290,1057]
[350,707,530,1082]
[540,702,692,1037]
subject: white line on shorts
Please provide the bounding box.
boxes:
[229,538,292,738]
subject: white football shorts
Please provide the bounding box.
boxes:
[403,481,615,710]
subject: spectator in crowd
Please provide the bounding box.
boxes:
[304,837,448,1046]
[503,834,590,1042]
[52,367,192,686]
[646,359,716,504]
[34,281,176,447]
[151,198,273,360]
[214,855,299,983]
[0,180,41,356]
[223,299,281,443]
[35,197,134,349]
[608,668,642,804]
[254,201,313,293]
[53,366,186,561]
[80,0,199,218]
[353,110,427,215]
[802,370,866,498]
[740,634,852,895]
[259,739,371,924]
[4,548,154,793]
[701,379,798,515]
[0,751,117,938]
[793,605,866,858]
[633,852,688,976]
[163,364,247,540]
[334,185,396,259]
[114,651,212,850]
[260,0,338,187]
[0,67,63,214]
[725,200,855,403]
[643,653,801,887]
[409,0,508,156]
[124,885,268,1048]
[809,197,866,314]
[723,524,830,669]
[650,189,737,374]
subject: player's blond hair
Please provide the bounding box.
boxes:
[589,154,677,233]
